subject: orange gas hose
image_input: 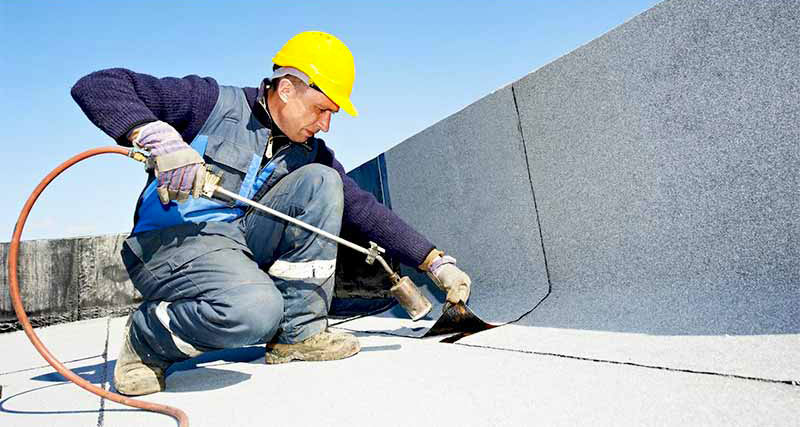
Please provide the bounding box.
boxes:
[8,146,189,427]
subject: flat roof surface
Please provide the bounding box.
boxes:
[1,315,798,426]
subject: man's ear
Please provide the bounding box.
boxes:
[277,79,294,103]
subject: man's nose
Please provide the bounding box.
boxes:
[318,111,331,133]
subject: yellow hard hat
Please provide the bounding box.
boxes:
[273,31,358,117]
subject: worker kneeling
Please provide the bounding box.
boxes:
[71,31,472,396]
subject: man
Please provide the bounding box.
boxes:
[72,31,471,397]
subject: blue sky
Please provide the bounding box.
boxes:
[0,0,659,240]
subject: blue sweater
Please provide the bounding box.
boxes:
[71,68,434,268]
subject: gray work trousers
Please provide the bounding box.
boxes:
[121,164,343,365]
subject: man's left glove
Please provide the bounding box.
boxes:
[422,249,471,305]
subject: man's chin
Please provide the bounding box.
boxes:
[288,135,309,144]
[288,130,313,143]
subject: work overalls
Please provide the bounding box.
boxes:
[122,86,343,365]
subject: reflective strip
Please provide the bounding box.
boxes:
[268,259,337,280]
[155,302,204,357]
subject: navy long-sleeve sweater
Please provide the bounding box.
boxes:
[70,68,434,268]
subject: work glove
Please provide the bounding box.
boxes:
[129,121,206,204]
[423,250,471,305]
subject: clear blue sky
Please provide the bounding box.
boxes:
[0,0,660,241]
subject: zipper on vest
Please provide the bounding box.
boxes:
[263,142,290,171]
[265,137,274,159]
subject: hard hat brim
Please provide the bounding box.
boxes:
[314,80,358,117]
[335,96,359,117]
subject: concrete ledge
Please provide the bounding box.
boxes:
[0,233,139,332]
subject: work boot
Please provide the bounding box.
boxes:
[265,330,360,364]
[113,315,171,396]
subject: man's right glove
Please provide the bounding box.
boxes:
[422,249,471,305]
[129,121,206,204]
